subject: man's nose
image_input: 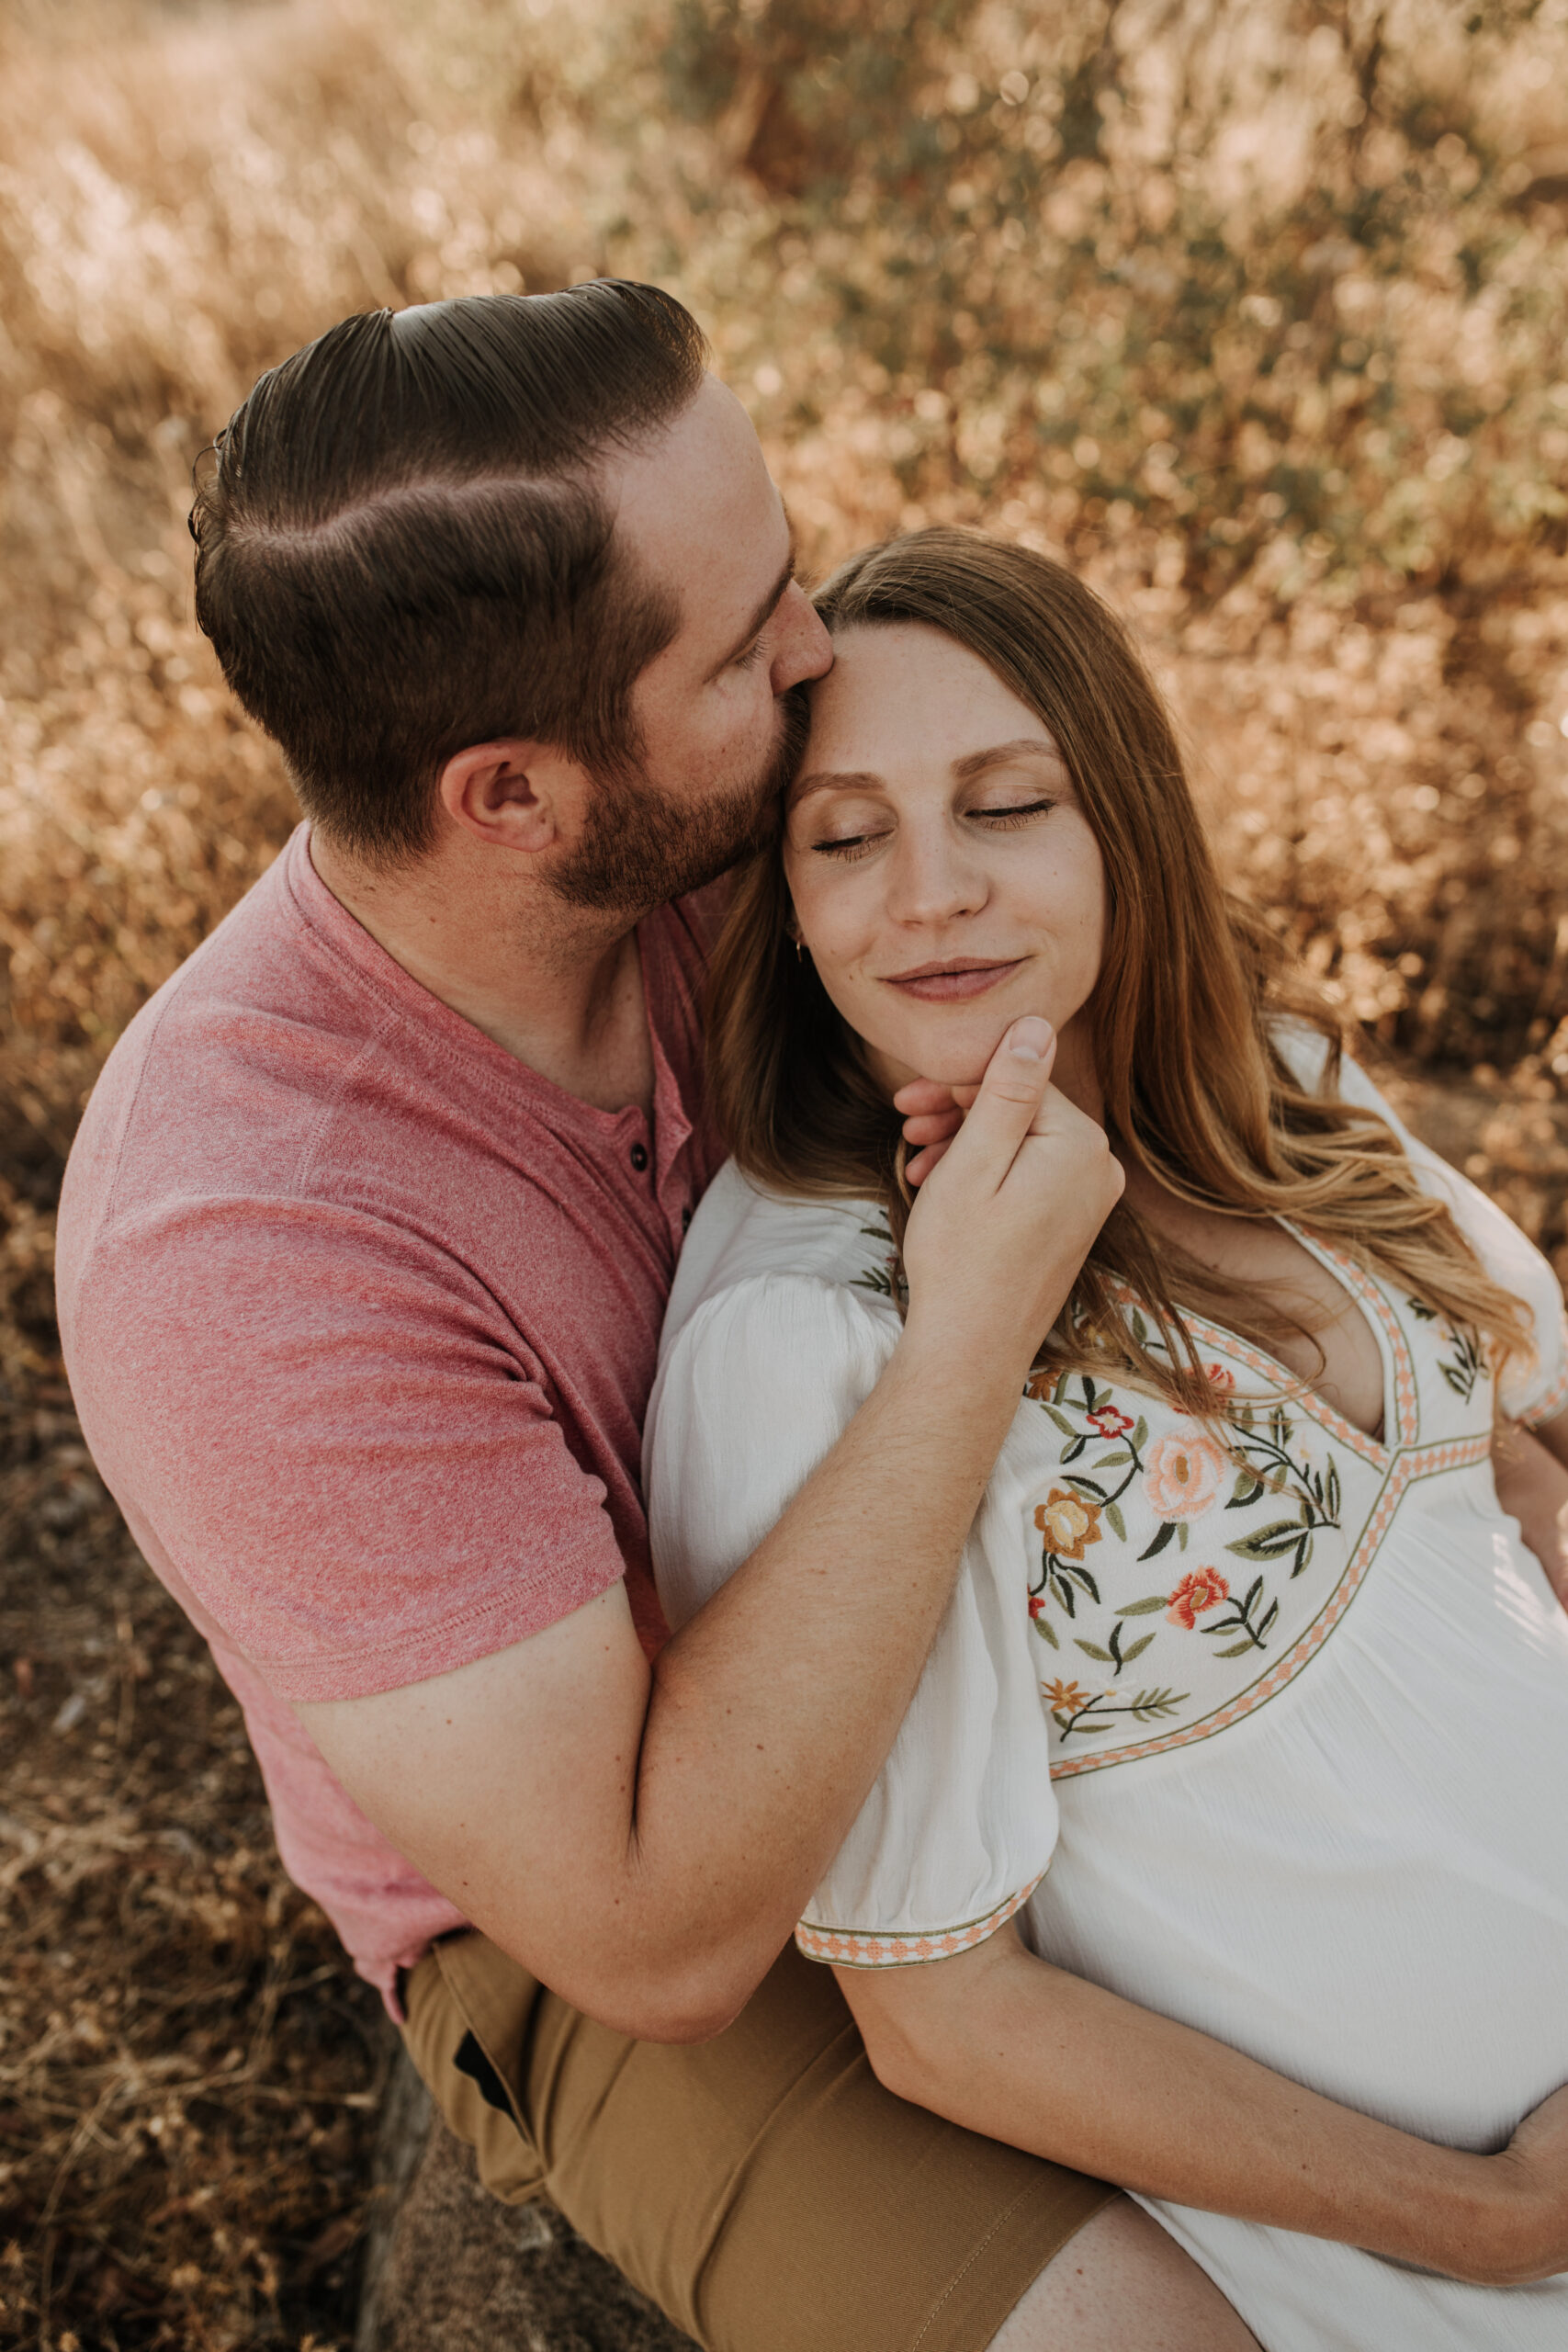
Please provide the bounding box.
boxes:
[771,582,833,693]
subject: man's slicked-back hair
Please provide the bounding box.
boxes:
[191,283,709,860]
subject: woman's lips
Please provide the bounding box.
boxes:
[881,959,1022,1002]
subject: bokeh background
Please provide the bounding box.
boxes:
[3,0,1567,2342]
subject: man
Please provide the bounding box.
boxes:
[56,285,1246,2350]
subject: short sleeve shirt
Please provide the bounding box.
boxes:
[56,825,723,2004]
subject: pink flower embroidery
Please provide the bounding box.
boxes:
[1088,1404,1135,1438]
[1144,1429,1227,1521]
[1206,1363,1236,1393]
[1034,1488,1104,1562]
[1166,1567,1230,1629]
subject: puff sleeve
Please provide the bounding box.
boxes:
[1322,1049,1568,1426]
[645,1272,1059,1967]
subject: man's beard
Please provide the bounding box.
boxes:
[547,686,811,915]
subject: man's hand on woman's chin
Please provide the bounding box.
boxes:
[895,1018,1122,1386]
[895,1073,980,1185]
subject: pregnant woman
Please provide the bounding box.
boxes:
[646,528,1568,2349]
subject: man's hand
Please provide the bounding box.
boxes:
[300,1018,1121,2044]
[899,1018,1122,1381]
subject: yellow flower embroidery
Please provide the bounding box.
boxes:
[1034,1487,1103,1561]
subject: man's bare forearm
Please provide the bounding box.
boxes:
[629,1318,1043,2001]
[848,1931,1564,2286]
[298,1027,1126,2039]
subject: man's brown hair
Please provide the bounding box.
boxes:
[191,284,708,861]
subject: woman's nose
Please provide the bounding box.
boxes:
[883,826,987,925]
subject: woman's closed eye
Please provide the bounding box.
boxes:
[971,797,1056,828]
[807,797,1057,858]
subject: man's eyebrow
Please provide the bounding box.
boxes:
[707,536,798,678]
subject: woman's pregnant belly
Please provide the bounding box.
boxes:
[1023,1506,1568,2152]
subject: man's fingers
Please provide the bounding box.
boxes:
[913,1018,1056,1194]
[900,1108,964,1148]
[892,1077,960,1117]
[905,1137,955,1184]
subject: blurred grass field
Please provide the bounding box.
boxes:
[3,1,1568,2343]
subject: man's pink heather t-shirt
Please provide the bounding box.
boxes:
[56,826,721,2007]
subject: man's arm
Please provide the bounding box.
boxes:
[840,1923,1568,2288]
[1493,1414,1568,1606]
[298,1017,1124,2041]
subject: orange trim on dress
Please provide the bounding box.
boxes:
[795,1876,1043,1968]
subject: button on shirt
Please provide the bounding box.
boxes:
[56,825,725,2006]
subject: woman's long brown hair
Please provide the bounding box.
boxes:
[705,527,1531,1413]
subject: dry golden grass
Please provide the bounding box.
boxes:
[3,1,1567,2343]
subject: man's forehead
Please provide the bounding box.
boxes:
[607,370,789,633]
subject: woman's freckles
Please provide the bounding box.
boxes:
[784,624,1105,1098]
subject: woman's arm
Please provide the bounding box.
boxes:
[1494,1415,1568,1607]
[841,1925,1568,2287]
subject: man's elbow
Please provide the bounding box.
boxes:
[549,1946,764,2047]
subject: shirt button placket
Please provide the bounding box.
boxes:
[629,1141,649,1173]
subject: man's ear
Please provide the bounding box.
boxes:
[437,738,589,854]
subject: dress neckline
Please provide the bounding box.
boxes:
[1174,1220,1416,1464]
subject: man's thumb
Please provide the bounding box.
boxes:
[959,1016,1056,1134]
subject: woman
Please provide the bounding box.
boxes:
[645,529,1568,2349]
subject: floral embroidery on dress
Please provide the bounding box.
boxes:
[1015,1261,1496,1774]
[1042,1675,1187,1741]
[852,1216,904,1307]
[1145,1430,1226,1521]
[1166,1566,1229,1628]
[1406,1296,1489,1405]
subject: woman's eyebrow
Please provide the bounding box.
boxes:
[951,737,1063,781]
[789,767,883,803]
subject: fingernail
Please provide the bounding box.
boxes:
[1009,1016,1053,1063]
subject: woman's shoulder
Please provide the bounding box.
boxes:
[660,1160,899,1366]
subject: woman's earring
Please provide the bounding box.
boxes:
[795,938,804,962]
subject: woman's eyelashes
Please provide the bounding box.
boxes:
[807,795,1058,858]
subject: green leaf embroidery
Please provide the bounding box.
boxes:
[1075,1640,1113,1662]
[1225,1520,1311,1561]
[1119,1632,1155,1662]
[1117,1595,1169,1615]
[1103,1500,1127,1543]
[1213,1638,1258,1658]
[1139,1521,1177,1561]
[1032,1614,1060,1648]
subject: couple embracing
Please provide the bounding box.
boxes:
[57,282,1568,2352]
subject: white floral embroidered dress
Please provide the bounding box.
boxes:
[645,1052,1568,2352]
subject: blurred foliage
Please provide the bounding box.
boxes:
[4,0,1568,2343]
